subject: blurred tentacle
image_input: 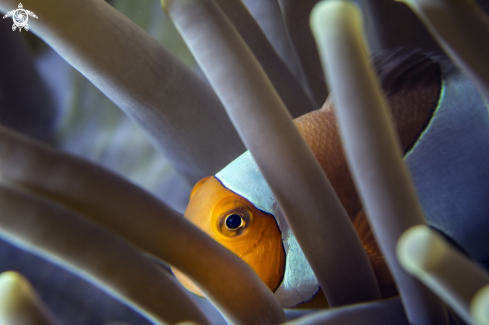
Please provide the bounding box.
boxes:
[398,225,489,325]
[0,0,245,184]
[472,285,489,325]
[212,0,316,117]
[357,0,442,53]
[0,240,154,325]
[0,19,57,141]
[241,0,306,88]
[311,2,448,324]
[0,126,285,325]
[163,0,381,306]
[0,271,58,325]
[285,297,409,325]
[403,0,489,103]
[0,185,211,325]
[278,0,327,107]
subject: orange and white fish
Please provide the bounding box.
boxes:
[174,49,489,307]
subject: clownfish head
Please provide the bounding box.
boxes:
[172,175,285,296]
[173,151,321,308]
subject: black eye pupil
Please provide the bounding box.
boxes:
[225,214,242,230]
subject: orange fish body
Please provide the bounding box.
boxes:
[175,49,489,307]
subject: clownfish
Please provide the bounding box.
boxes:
[173,48,489,308]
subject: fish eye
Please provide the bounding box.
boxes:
[215,206,252,239]
[225,214,243,230]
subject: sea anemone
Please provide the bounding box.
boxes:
[0,0,488,324]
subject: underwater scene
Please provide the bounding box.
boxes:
[0,0,488,324]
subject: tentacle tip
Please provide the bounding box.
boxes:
[397,225,448,274]
[0,271,28,295]
[471,285,489,325]
[310,0,361,38]
[160,0,170,14]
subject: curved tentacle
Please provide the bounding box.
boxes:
[163,0,381,307]
[398,225,489,325]
[0,185,211,325]
[311,2,448,324]
[241,0,306,88]
[0,126,285,325]
[285,297,409,325]
[403,0,489,103]
[212,0,316,117]
[278,0,328,107]
[0,0,245,184]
